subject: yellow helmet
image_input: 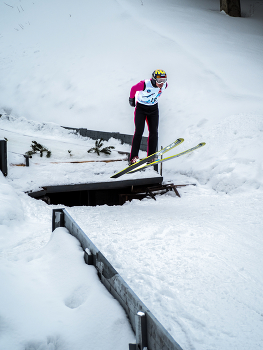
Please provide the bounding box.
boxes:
[152,70,167,83]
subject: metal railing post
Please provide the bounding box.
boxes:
[52,209,65,231]
[0,140,8,176]
[160,146,163,176]
[129,311,148,349]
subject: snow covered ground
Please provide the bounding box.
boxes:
[68,187,263,350]
[0,0,263,349]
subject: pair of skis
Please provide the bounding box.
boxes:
[111,138,205,179]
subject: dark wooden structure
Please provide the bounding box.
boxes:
[28,177,164,206]
[220,0,241,16]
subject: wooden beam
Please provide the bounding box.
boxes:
[220,0,241,17]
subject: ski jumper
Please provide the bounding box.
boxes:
[129,79,168,160]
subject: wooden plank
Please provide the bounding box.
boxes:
[29,177,163,196]
[27,189,47,198]
[220,0,241,16]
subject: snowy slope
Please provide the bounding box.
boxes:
[0,0,263,349]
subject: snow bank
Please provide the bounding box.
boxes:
[0,173,23,226]
[163,113,263,193]
[0,227,134,350]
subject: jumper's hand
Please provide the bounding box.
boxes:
[129,97,135,107]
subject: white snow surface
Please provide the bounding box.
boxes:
[0,0,263,349]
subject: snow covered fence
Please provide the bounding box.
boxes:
[61,126,159,172]
[62,126,148,152]
[0,139,7,176]
[52,208,183,350]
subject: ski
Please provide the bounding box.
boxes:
[127,142,206,174]
[110,138,184,178]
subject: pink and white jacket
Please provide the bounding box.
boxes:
[130,79,168,106]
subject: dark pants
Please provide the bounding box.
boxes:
[130,102,159,160]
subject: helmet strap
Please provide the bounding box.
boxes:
[151,78,157,88]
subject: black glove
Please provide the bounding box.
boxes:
[129,97,135,107]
